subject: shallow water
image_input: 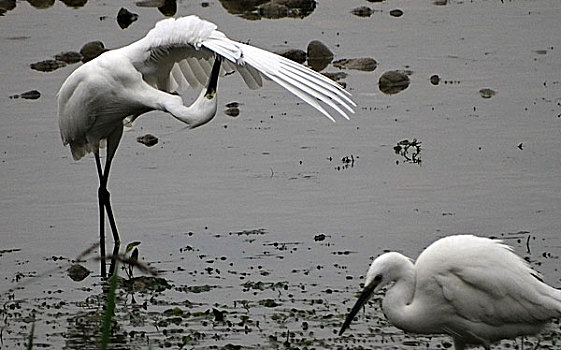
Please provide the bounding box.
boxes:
[1,0,560,349]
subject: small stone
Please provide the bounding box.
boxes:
[333,58,377,71]
[430,74,441,85]
[67,264,91,281]
[117,7,139,29]
[389,9,403,17]
[136,134,159,147]
[479,88,496,99]
[80,41,106,63]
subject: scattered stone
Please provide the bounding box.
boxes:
[30,59,66,72]
[80,41,106,63]
[59,0,87,8]
[26,0,54,9]
[307,40,333,71]
[351,6,373,17]
[322,71,347,82]
[479,88,496,99]
[10,90,41,100]
[117,8,139,29]
[54,51,83,64]
[314,233,326,242]
[379,70,410,94]
[276,49,307,64]
[433,0,447,5]
[333,58,377,72]
[0,0,16,15]
[137,134,159,147]
[430,74,441,85]
[389,9,403,17]
[67,264,91,281]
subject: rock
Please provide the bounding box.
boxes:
[80,41,106,63]
[117,8,139,29]
[55,51,83,64]
[67,264,91,281]
[333,58,377,72]
[276,49,307,64]
[479,88,496,99]
[307,40,333,71]
[389,9,403,17]
[10,90,41,100]
[379,70,410,94]
[59,0,87,8]
[430,74,440,85]
[351,6,373,17]
[30,59,66,72]
[27,0,54,9]
[137,134,159,147]
[322,71,347,82]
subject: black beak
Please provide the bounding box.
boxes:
[339,283,376,336]
[205,55,222,98]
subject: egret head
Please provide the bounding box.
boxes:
[339,252,412,336]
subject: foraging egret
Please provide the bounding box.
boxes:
[57,15,355,277]
[339,235,561,350]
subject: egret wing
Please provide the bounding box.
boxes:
[124,16,355,121]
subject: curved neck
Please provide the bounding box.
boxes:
[382,261,418,331]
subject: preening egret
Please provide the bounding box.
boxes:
[339,235,561,350]
[57,15,355,277]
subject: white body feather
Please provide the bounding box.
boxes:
[58,15,355,160]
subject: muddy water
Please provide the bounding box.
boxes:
[1,0,560,349]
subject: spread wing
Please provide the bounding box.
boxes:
[123,16,355,121]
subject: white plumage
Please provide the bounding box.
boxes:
[339,235,561,350]
[57,15,355,277]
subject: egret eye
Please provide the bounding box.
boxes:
[374,274,383,282]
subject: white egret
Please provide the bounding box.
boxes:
[57,15,355,277]
[339,235,561,350]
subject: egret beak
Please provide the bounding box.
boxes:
[205,55,222,99]
[339,282,377,336]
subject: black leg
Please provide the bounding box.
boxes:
[95,153,108,278]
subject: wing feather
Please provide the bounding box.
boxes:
[123,15,354,120]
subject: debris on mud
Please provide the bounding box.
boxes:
[394,139,422,165]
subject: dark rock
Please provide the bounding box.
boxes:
[307,40,333,71]
[117,8,139,29]
[30,59,66,72]
[333,58,377,72]
[20,90,41,99]
[479,88,496,99]
[80,41,106,62]
[379,70,410,94]
[137,134,159,147]
[55,51,83,64]
[351,6,373,17]
[59,0,87,8]
[67,264,91,281]
[322,71,347,82]
[389,9,403,17]
[276,48,307,64]
[430,74,440,85]
[27,0,54,9]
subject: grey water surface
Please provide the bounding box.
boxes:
[1,0,560,349]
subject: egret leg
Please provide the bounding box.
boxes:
[95,153,108,278]
[95,125,123,278]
